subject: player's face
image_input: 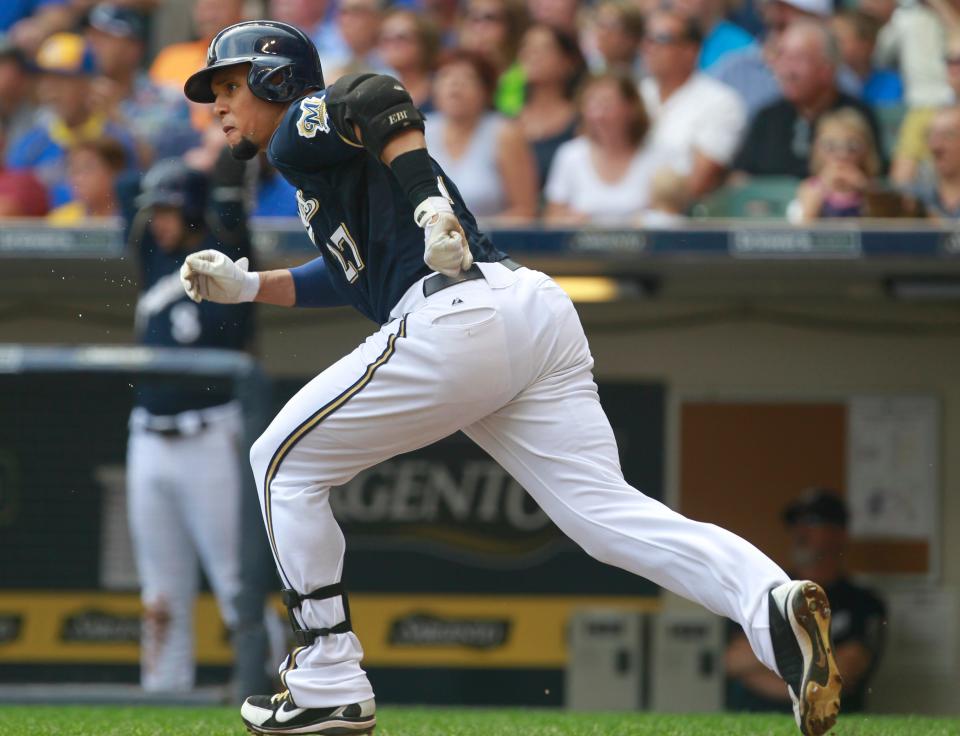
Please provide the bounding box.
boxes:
[149,206,185,252]
[211,64,284,161]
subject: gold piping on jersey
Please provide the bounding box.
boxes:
[262,316,409,590]
[337,131,364,148]
[279,645,309,690]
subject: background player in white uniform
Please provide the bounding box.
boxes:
[179,21,842,736]
[123,156,254,691]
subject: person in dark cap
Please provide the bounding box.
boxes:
[85,3,198,162]
[119,150,256,692]
[725,488,887,714]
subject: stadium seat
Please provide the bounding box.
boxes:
[693,177,801,219]
[875,104,906,159]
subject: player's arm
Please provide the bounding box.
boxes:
[180,254,347,309]
[327,73,473,276]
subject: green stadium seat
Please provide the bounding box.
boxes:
[875,104,906,159]
[693,177,801,219]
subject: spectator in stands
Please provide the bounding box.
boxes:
[0,119,47,217]
[0,34,36,158]
[791,108,883,221]
[889,30,959,185]
[910,105,960,220]
[587,0,645,77]
[517,24,585,190]
[726,489,886,714]
[5,32,138,207]
[269,0,348,62]
[3,0,75,55]
[865,0,951,112]
[528,0,580,36]
[48,136,126,223]
[831,10,902,108]
[733,21,882,179]
[423,0,462,48]
[545,73,666,224]
[459,0,530,116]
[150,0,244,129]
[672,0,755,70]
[708,0,861,118]
[325,0,387,80]
[378,7,441,111]
[425,50,537,219]
[640,9,746,198]
[86,4,197,163]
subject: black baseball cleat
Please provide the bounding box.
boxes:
[241,690,376,735]
[769,581,843,736]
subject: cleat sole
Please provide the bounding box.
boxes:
[789,583,842,736]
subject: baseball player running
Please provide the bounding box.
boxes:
[125,156,254,691]
[179,21,842,736]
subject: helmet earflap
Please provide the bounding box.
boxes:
[249,61,299,102]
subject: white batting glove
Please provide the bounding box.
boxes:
[179,249,260,304]
[414,197,474,278]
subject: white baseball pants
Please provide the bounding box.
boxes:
[127,404,244,692]
[249,262,788,707]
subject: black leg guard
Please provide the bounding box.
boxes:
[280,583,353,646]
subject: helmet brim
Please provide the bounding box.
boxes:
[184,58,252,103]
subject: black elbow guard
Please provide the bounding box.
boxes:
[327,73,425,159]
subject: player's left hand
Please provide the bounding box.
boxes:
[180,249,260,304]
[414,197,474,277]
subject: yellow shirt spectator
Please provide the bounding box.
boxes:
[47,200,87,225]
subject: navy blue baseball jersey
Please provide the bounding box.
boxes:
[267,82,507,324]
[124,176,255,416]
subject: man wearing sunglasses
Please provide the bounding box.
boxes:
[640,9,747,198]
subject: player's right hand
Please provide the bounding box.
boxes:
[179,250,260,304]
[414,197,474,278]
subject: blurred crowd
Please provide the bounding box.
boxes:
[3,0,960,225]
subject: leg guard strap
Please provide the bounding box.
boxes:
[281,583,352,645]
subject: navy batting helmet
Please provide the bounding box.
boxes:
[184,20,324,104]
[136,158,208,226]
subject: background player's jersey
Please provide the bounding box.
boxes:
[268,82,507,324]
[121,166,255,416]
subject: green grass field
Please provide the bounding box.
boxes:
[0,706,957,736]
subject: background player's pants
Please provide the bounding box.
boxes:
[127,403,244,692]
[249,263,789,707]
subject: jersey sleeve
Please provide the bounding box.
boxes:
[289,256,350,308]
[268,90,365,172]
